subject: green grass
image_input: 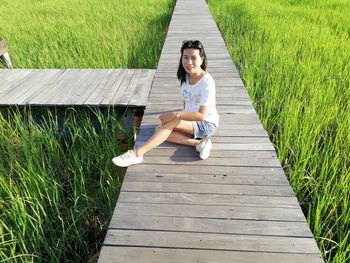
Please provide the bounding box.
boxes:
[0,0,175,68]
[208,0,350,262]
[0,107,133,262]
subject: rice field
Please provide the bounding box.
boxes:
[0,0,174,68]
[208,0,350,262]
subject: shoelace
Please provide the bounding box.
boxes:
[120,150,132,160]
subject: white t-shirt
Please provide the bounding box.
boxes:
[181,72,219,127]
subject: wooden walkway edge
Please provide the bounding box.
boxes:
[98,0,324,262]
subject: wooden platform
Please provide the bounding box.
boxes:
[0,69,155,107]
[98,0,324,262]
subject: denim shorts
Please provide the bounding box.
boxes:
[192,120,217,139]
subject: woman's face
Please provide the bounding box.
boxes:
[182,48,203,75]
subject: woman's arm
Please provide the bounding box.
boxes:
[159,106,208,124]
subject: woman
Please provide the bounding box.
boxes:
[112,40,219,167]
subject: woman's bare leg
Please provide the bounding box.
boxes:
[135,119,195,156]
[166,130,200,146]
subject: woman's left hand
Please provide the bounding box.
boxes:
[159,112,177,124]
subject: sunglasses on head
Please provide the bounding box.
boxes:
[181,40,203,50]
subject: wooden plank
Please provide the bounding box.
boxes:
[110,69,135,105]
[124,172,289,186]
[127,164,285,176]
[84,69,115,105]
[0,70,33,96]
[100,70,128,105]
[54,69,94,105]
[72,69,109,105]
[138,156,281,168]
[128,69,155,106]
[29,69,76,105]
[99,247,324,263]
[0,69,48,105]
[21,69,64,105]
[109,214,311,236]
[104,229,319,254]
[135,148,277,159]
[114,203,305,222]
[118,192,297,208]
[120,181,295,196]
[118,69,142,105]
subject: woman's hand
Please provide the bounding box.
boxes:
[159,111,177,124]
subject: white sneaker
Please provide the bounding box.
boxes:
[196,138,212,160]
[112,150,143,167]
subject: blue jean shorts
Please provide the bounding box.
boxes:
[192,120,217,139]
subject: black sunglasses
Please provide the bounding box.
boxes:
[181,40,203,50]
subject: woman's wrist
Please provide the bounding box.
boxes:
[176,111,180,120]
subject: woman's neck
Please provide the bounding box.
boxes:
[188,69,205,85]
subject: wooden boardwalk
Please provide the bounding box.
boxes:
[0,69,154,107]
[99,0,323,262]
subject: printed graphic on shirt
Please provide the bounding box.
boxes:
[183,89,201,106]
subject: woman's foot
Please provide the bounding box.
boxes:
[196,138,212,160]
[112,150,143,167]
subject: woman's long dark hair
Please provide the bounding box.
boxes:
[177,40,207,85]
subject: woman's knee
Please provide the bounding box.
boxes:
[163,118,181,129]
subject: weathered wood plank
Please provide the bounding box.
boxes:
[71,69,111,105]
[119,69,141,105]
[84,69,115,105]
[109,214,311,236]
[114,203,305,222]
[118,192,297,208]
[120,181,295,196]
[109,69,135,105]
[0,69,42,104]
[138,156,281,167]
[104,229,319,254]
[55,69,94,105]
[30,69,76,105]
[99,247,324,263]
[124,172,289,186]
[23,69,65,105]
[0,70,33,96]
[138,148,276,159]
[127,163,285,176]
[100,70,128,105]
[129,69,155,106]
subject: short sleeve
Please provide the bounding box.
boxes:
[199,78,215,106]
